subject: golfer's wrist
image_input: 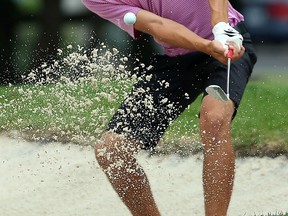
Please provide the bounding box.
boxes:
[199,40,213,55]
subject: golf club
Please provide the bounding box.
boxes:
[205,48,233,102]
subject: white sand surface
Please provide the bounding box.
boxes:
[0,136,287,216]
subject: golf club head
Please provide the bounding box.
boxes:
[205,85,230,102]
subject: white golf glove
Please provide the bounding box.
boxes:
[212,22,243,51]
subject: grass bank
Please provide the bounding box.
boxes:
[0,79,287,157]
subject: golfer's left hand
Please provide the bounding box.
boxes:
[212,22,243,47]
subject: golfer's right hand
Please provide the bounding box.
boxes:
[208,40,245,64]
[212,22,243,56]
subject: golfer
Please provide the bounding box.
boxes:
[82,0,257,215]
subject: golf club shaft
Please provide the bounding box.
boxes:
[227,57,231,98]
[226,49,233,99]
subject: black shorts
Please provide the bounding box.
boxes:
[107,29,257,150]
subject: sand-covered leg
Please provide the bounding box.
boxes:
[95,132,161,216]
[200,96,235,216]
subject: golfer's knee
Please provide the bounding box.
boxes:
[95,132,138,170]
[200,109,230,131]
[95,132,120,169]
[200,97,234,132]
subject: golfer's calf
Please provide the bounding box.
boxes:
[95,132,161,216]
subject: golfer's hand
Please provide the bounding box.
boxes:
[209,40,245,64]
[212,22,244,57]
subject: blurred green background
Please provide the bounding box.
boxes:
[0,0,288,85]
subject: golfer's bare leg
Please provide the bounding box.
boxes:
[200,96,235,216]
[95,132,161,216]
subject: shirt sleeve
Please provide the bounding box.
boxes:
[82,0,142,39]
[228,2,244,27]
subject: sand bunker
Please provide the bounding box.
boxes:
[0,136,287,216]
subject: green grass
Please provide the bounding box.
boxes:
[0,79,288,156]
[232,80,288,156]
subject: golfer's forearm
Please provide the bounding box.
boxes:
[135,10,211,54]
[152,20,211,54]
[209,0,229,26]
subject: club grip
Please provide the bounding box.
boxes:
[227,49,233,59]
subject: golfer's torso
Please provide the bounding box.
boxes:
[83,0,244,56]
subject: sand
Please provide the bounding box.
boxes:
[0,136,287,216]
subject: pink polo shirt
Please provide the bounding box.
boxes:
[82,0,244,56]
